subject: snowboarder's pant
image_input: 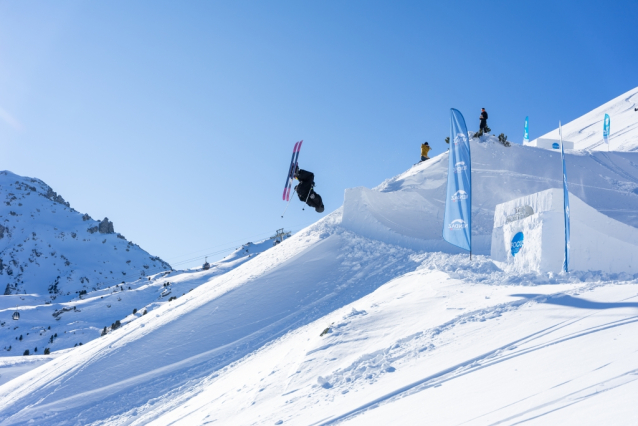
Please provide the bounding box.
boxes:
[306,190,324,213]
[480,120,487,131]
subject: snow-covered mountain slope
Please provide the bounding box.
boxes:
[0,171,171,296]
[539,86,638,151]
[1,141,638,425]
[0,236,278,372]
[343,137,638,254]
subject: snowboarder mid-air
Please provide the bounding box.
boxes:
[479,108,490,135]
[420,142,431,162]
[295,167,324,213]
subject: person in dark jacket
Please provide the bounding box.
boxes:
[479,108,489,134]
[294,167,324,213]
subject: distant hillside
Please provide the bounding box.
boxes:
[539,86,638,151]
[0,171,171,297]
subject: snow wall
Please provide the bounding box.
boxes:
[341,186,464,253]
[491,188,638,274]
[340,138,638,256]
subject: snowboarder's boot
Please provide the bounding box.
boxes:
[307,190,324,213]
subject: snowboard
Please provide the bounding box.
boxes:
[282,140,303,201]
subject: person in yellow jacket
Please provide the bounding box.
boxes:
[420,142,431,162]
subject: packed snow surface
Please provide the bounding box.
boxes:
[2,96,638,424]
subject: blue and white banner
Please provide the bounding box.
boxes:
[524,116,529,144]
[443,109,472,252]
[603,113,610,145]
[560,122,570,273]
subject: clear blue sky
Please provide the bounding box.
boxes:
[1,1,636,269]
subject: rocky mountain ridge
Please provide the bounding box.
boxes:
[0,171,171,298]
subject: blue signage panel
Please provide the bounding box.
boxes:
[511,232,524,256]
[443,109,472,252]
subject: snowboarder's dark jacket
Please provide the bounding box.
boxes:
[295,169,325,213]
[480,111,488,123]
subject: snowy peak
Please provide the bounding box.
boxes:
[539,86,638,151]
[0,171,171,297]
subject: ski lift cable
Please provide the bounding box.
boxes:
[170,244,256,267]
[9,224,311,299]
[170,225,305,267]
[163,231,276,262]
[164,220,311,264]
[41,224,304,297]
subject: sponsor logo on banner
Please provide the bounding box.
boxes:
[511,232,524,256]
[552,143,560,149]
[453,133,466,145]
[448,219,467,230]
[451,190,468,202]
[454,161,467,173]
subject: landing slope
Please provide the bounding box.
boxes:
[0,212,422,424]
[139,259,638,426]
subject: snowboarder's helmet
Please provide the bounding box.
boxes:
[424,142,429,145]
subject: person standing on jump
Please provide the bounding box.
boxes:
[479,108,489,135]
[420,142,431,162]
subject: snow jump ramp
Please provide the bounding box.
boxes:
[491,188,638,274]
